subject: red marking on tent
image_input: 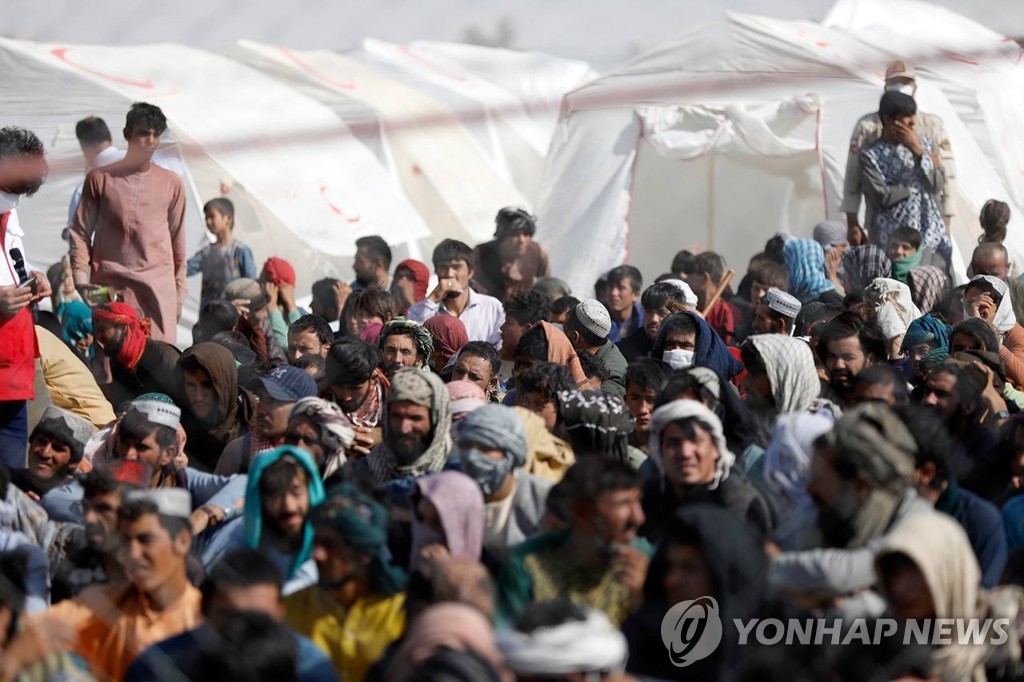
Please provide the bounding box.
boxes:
[942,50,979,66]
[399,46,468,82]
[320,186,361,223]
[279,48,356,90]
[816,41,829,48]
[411,163,423,175]
[51,48,154,88]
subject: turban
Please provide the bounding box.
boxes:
[93,302,150,370]
[454,404,527,467]
[262,257,296,286]
[827,403,917,494]
[379,317,433,369]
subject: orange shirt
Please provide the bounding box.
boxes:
[37,581,201,682]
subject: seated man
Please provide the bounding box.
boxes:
[624,358,671,453]
[751,288,802,336]
[617,281,688,362]
[217,364,318,475]
[92,302,181,409]
[360,368,452,486]
[682,252,738,345]
[326,338,387,457]
[451,341,503,403]
[377,317,433,378]
[563,299,628,397]
[287,314,333,365]
[126,547,337,682]
[36,489,202,681]
[10,407,95,519]
[200,446,325,596]
[498,457,651,627]
[286,484,407,681]
[109,396,247,534]
[408,239,505,347]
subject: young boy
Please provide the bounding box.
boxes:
[887,225,923,284]
[187,198,258,308]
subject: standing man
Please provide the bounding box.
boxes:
[67,117,124,229]
[0,126,51,468]
[70,102,187,343]
[351,235,392,293]
[473,207,550,302]
[407,239,505,347]
[844,61,955,248]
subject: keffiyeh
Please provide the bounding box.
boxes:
[379,317,434,370]
[648,399,736,490]
[289,397,356,479]
[557,390,635,463]
[907,265,949,313]
[748,335,820,414]
[841,245,891,291]
[783,238,835,303]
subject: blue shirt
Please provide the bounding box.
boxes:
[607,302,644,344]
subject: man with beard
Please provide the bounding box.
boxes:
[769,403,934,615]
[359,368,452,486]
[377,317,433,378]
[751,288,802,336]
[350,235,392,293]
[200,446,325,596]
[450,341,502,403]
[639,399,771,543]
[816,312,888,408]
[92,301,181,409]
[50,463,144,602]
[473,207,550,303]
[216,365,318,475]
[10,407,95,511]
[498,457,651,627]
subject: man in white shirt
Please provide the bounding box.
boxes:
[66,117,125,229]
[407,238,505,348]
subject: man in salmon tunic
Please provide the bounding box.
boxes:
[70,102,187,344]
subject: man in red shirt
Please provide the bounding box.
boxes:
[0,126,50,468]
[683,252,737,346]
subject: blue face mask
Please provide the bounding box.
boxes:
[458,447,512,497]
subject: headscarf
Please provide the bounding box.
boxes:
[812,220,848,251]
[288,397,356,479]
[60,300,93,358]
[866,278,922,341]
[423,315,469,365]
[244,446,326,580]
[365,368,452,484]
[177,342,256,457]
[967,275,1016,335]
[359,321,383,346]
[907,265,949,314]
[783,238,835,303]
[391,603,505,682]
[748,335,820,414]
[379,317,433,370]
[93,302,151,371]
[876,514,988,681]
[311,482,407,594]
[890,248,924,285]
[841,245,892,291]
[410,471,485,569]
[901,313,951,354]
[455,404,527,467]
[828,403,917,495]
[395,259,431,303]
[31,406,97,465]
[261,257,296,286]
[497,607,628,677]
[557,390,635,463]
[652,312,744,380]
[648,399,736,490]
[763,411,835,512]
[539,321,587,388]
[447,380,487,418]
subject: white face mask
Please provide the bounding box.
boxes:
[663,349,695,371]
[0,191,20,214]
[884,83,915,97]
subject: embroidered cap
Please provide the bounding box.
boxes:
[575,299,612,339]
[125,488,192,519]
[764,288,802,319]
[128,396,182,430]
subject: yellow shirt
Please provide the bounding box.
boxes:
[35,326,115,428]
[285,587,406,682]
[36,581,201,682]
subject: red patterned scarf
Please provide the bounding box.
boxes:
[93,302,151,371]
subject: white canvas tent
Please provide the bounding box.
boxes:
[1,38,430,342]
[535,11,1024,297]
[233,40,528,248]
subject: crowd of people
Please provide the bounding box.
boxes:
[2,59,1024,681]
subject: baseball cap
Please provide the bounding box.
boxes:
[259,365,318,403]
[884,60,916,82]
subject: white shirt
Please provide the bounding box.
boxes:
[66,145,127,226]
[1,210,34,288]
[407,287,505,348]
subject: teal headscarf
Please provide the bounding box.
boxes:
[311,483,407,595]
[60,300,94,359]
[245,446,326,580]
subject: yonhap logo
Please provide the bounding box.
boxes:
[660,596,723,667]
